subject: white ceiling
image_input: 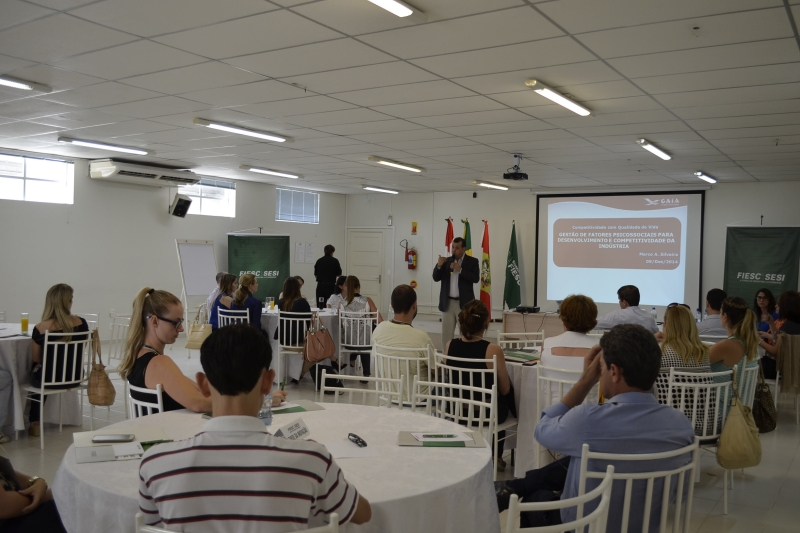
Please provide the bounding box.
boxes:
[0,0,799,194]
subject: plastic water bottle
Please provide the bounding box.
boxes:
[695,308,702,323]
[703,309,708,321]
[258,393,273,426]
[651,307,657,322]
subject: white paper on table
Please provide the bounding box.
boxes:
[112,442,144,458]
[271,402,299,412]
[323,441,380,459]
[411,432,472,443]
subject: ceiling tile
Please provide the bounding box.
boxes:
[25,0,96,8]
[38,82,162,108]
[0,53,36,74]
[56,119,176,138]
[0,1,55,31]
[411,108,532,128]
[331,80,476,107]
[280,108,392,128]
[154,11,342,59]
[0,98,78,121]
[576,8,792,59]
[233,96,357,119]
[70,0,276,37]
[179,80,308,106]
[121,62,265,94]
[371,96,507,118]
[291,0,422,35]
[635,63,800,95]
[0,14,136,62]
[673,99,800,120]
[225,38,395,79]
[50,40,206,80]
[280,61,440,95]
[2,64,103,92]
[96,96,209,119]
[28,109,131,129]
[360,7,562,59]
[410,36,595,78]
[438,119,557,137]
[654,83,800,108]
[350,128,453,143]
[547,110,677,129]
[315,119,424,136]
[148,109,284,129]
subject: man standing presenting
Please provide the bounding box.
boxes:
[432,237,480,345]
[314,244,342,308]
[697,288,727,336]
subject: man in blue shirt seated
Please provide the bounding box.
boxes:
[595,285,659,333]
[496,324,695,531]
[697,288,727,337]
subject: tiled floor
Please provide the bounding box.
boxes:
[2,320,799,533]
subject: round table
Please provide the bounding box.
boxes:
[53,404,499,533]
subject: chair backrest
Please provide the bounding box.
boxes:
[373,343,433,403]
[496,331,544,351]
[339,310,378,349]
[0,309,5,322]
[536,365,584,411]
[699,335,727,344]
[128,383,164,418]
[319,371,402,408]
[434,351,498,407]
[107,314,130,369]
[40,330,92,388]
[667,368,733,439]
[738,363,759,408]
[277,311,312,348]
[587,331,605,339]
[578,437,700,533]
[777,333,800,392]
[411,375,496,433]
[75,312,99,331]
[506,466,615,533]
[218,307,249,328]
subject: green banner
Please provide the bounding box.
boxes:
[723,228,800,301]
[228,235,290,302]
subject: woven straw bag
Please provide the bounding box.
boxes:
[87,329,116,406]
[717,376,761,469]
[185,305,212,350]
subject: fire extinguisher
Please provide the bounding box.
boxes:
[401,239,417,270]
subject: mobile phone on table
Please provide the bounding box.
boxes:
[92,434,135,443]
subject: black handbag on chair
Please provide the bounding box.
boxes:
[752,361,777,433]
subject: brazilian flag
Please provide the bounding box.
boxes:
[461,219,472,256]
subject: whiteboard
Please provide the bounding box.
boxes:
[176,240,217,297]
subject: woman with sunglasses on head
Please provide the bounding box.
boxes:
[119,288,211,413]
[655,305,710,406]
[208,274,238,330]
[326,276,347,310]
[709,297,760,409]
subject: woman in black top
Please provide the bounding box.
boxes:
[276,277,312,346]
[759,290,800,379]
[445,300,514,471]
[28,284,90,437]
[0,455,66,532]
[119,288,211,413]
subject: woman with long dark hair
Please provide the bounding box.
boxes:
[753,288,778,334]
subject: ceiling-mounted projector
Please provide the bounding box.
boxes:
[503,154,528,181]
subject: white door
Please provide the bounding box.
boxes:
[346,230,384,311]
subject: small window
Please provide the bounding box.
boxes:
[180,178,236,218]
[0,153,74,204]
[276,188,319,224]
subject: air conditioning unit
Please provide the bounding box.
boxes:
[89,159,200,187]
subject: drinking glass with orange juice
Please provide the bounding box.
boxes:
[20,313,29,335]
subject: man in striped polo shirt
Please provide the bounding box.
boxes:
[138,324,372,531]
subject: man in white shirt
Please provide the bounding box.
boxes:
[205,271,226,323]
[138,324,372,531]
[595,285,658,334]
[697,288,727,337]
[373,285,434,399]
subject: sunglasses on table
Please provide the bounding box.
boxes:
[348,433,367,447]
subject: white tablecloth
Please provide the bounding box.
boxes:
[261,311,340,381]
[0,323,81,432]
[504,361,542,478]
[53,404,499,533]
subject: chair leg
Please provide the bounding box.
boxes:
[90,404,94,431]
[58,394,63,432]
[39,399,44,450]
[723,470,728,515]
[730,468,734,489]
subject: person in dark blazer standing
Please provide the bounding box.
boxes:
[432,237,481,345]
[314,244,342,308]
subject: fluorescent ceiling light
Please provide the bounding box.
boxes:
[473,180,508,190]
[367,0,426,22]
[194,118,289,143]
[368,156,422,173]
[362,185,399,194]
[0,76,51,92]
[636,138,671,161]
[240,165,300,179]
[57,137,150,155]
[694,172,717,184]
[524,80,590,116]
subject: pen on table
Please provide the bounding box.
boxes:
[422,434,457,438]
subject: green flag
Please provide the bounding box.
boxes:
[723,227,800,300]
[461,219,472,256]
[504,222,521,309]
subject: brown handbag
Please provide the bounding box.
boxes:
[303,314,336,364]
[752,361,777,433]
[87,329,117,406]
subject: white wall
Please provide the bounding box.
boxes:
[346,182,800,316]
[0,159,346,334]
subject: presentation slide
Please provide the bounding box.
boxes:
[536,193,704,315]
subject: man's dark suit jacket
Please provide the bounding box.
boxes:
[432,254,480,312]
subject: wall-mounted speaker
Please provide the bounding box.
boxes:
[169,194,192,218]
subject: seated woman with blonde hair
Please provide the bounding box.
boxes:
[655,305,710,405]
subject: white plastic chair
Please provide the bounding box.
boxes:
[505,466,615,533]
[496,331,544,351]
[586,332,605,339]
[373,343,434,405]
[535,365,585,469]
[577,438,700,533]
[276,311,312,384]
[128,383,164,418]
[75,312,99,331]
[23,330,91,449]
[339,310,378,377]
[0,309,5,322]
[667,368,733,513]
[319,371,402,408]
[738,364,759,408]
[218,307,249,327]
[105,313,130,417]
[699,335,728,344]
